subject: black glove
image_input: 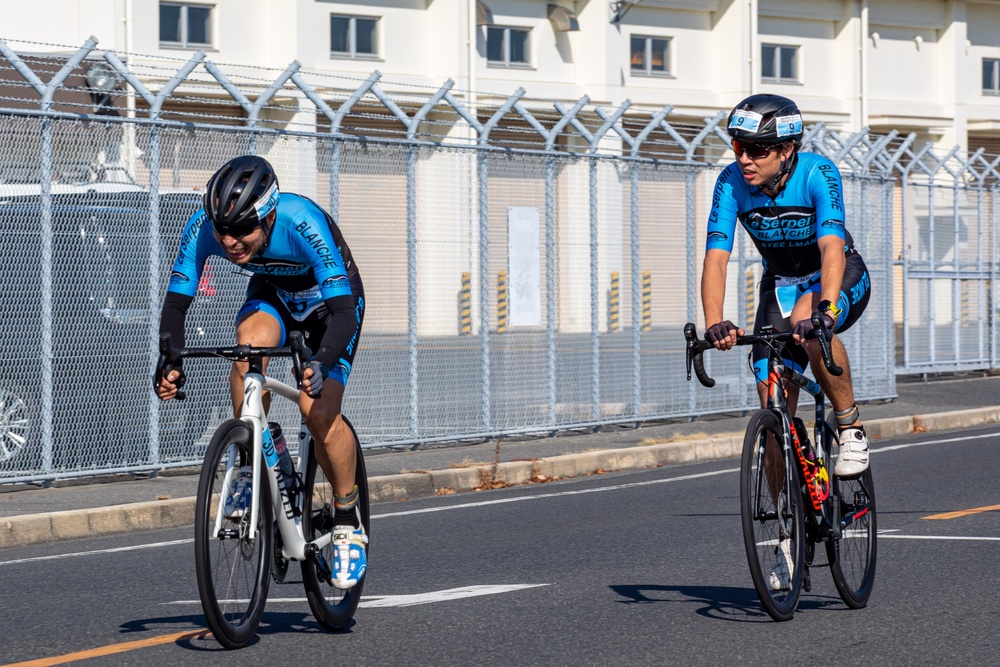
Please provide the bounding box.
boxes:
[705,320,738,345]
[792,313,835,341]
[303,360,329,398]
[153,365,185,391]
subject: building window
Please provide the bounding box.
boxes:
[761,44,799,83]
[331,15,379,58]
[487,27,530,67]
[630,36,671,76]
[984,59,1000,95]
[159,3,213,48]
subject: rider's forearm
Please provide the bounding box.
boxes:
[818,237,846,305]
[159,291,193,355]
[701,251,730,324]
[313,295,358,368]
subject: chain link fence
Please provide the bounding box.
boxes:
[0,36,995,483]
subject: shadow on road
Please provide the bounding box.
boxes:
[610,584,843,622]
[119,610,356,650]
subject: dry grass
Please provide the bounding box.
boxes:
[473,438,512,491]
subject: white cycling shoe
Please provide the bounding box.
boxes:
[330,522,368,590]
[768,537,793,591]
[835,427,870,477]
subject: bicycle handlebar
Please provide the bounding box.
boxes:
[156,332,314,400]
[684,312,843,389]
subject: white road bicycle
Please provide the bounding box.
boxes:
[157,331,370,649]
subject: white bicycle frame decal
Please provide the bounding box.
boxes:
[212,371,333,559]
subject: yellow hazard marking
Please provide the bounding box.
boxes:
[922,504,1000,520]
[2,630,211,666]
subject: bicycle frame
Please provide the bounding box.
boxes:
[212,361,331,561]
[760,351,837,536]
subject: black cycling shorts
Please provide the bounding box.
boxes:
[751,251,871,383]
[235,276,365,387]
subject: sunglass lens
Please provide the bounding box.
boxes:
[732,140,770,159]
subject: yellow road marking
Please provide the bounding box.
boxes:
[2,630,211,667]
[923,504,1000,520]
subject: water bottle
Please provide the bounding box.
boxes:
[269,422,299,518]
[792,417,816,463]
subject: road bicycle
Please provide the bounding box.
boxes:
[157,331,370,649]
[684,315,876,621]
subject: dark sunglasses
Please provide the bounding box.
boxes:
[212,223,259,240]
[731,140,777,160]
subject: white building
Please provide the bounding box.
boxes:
[2,0,1000,155]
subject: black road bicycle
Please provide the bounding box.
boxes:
[684,316,876,621]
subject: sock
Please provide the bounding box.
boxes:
[835,404,860,429]
[334,485,360,528]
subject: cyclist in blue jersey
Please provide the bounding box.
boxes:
[701,95,872,587]
[154,155,367,590]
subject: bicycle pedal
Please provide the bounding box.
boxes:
[802,567,812,593]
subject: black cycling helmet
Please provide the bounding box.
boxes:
[727,94,803,145]
[204,155,279,237]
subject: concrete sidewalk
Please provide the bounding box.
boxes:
[2,373,999,549]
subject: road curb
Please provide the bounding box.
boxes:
[3,407,998,550]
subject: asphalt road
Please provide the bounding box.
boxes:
[1,424,998,666]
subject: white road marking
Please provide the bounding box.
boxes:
[163,584,550,607]
[372,468,740,519]
[3,429,998,567]
[873,430,1000,453]
[0,538,193,566]
[878,534,1000,542]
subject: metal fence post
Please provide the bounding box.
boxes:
[407,145,419,436]
[630,162,641,418]
[545,155,557,424]
[39,116,54,476]
[0,36,100,479]
[686,168,697,412]
[148,124,162,466]
[478,152,491,430]
[589,156,600,420]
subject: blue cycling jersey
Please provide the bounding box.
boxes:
[705,152,850,278]
[167,192,359,299]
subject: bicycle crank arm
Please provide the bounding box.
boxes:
[839,503,873,532]
[304,543,334,584]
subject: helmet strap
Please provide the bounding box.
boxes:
[256,212,275,255]
[764,149,797,195]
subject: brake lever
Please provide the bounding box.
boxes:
[157,332,186,400]
[811,312,843,376]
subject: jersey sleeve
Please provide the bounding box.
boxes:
[705,164,741,254]
[809,157,847,240]
[167,210,220,297]
[289,203,353,300]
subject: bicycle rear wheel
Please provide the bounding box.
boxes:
[827,466,877,608]
[301,416,370,631]
[740,409,805,622]
[195,419,273,649]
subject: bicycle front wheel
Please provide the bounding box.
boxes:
[740,409,805,622]
[827,466,877,608]
[301,416,370,631]
[194,419,273,649]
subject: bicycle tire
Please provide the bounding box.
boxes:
[740,409,805,622]
[827,464,877,608]
[194,419,273,649]
[301,415,370,631]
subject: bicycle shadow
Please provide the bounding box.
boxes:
[120,611,357,651]
[609,584,843,623]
